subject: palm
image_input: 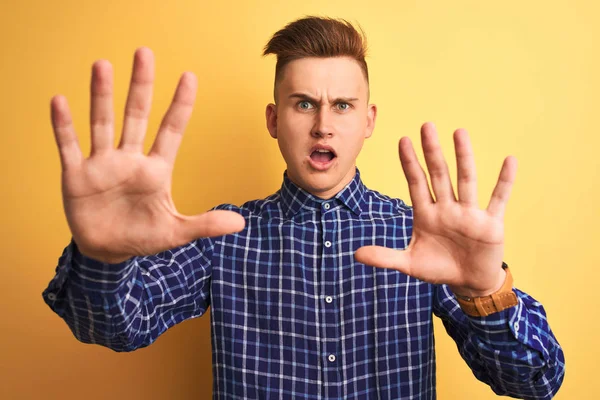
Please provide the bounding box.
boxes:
[355,123,516,297]
[405,199,505,291]
[64,152,178,260]
[51,48,244,264]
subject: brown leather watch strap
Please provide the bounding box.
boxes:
[455,265,518,317]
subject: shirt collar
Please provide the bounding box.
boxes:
[279,168,366,218]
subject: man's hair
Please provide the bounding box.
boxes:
[263,16,369,102]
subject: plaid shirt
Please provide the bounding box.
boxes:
[42,169,565,399]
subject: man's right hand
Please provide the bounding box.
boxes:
[50,47,245,264]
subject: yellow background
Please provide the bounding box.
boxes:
[1,0,597,398]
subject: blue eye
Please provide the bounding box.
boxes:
[298,101,313,110]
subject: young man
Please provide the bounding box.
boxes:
[43,16,565,399]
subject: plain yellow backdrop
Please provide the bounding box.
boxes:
[1,0,597,398]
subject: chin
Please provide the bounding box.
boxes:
[288,160,354,197]
[298,171,345,198]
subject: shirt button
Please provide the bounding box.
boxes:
[324,241,332,248]
[325,296,333,304]
[513,322,520,332]
[47,293,57,301]
[328,354,336,362]
[324,203,331,210]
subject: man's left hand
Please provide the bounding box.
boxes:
[355,122,517,298]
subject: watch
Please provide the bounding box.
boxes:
[454,262,519,317]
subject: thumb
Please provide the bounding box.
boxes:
[354,245,412,275]
[181,210,246,240]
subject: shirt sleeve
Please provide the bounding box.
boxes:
[41,237,215,352]
[433,284,565,400]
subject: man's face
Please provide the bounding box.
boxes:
[266,57,377,199]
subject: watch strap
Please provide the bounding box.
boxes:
[455,264,518,317]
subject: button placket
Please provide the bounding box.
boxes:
[320,214,340,393]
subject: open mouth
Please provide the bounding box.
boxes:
[308,147,337,170]
[310,149,336,163]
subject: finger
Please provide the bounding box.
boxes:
[149,72,197,165]
[355,245,413,275]
[119,47,154,152]
[181,210,246,240]
[90,60,114,155]
[453,128,478,207]
[487,156,517,218]
[421,122,457,202]
[398,136,434,209]
[50,95,83,171]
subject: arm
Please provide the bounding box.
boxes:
[42,237,214,352]
[42,48,245,350]
[354,123,566,397]
[434,284,565,399]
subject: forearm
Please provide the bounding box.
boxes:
[42,239,212,352]
[435,285,565,400]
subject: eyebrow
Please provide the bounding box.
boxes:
[288,93,360,103]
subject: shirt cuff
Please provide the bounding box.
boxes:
[466,289,524,349]
[66,239,137,294]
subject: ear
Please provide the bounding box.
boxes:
[266,103,278,139]
[365,104,377,139]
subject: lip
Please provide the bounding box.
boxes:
[309,144,337,156]
[307,144,337,171]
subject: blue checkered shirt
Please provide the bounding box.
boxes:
[42,169,565,399]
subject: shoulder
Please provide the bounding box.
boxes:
[211,191,284,220]
[361,187,413,219]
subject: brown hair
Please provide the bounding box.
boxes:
[263,16,369,102]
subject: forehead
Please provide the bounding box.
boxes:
[277,57,367,97]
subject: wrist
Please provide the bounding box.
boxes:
[453,262,518,317]
[74,240,133,265]
[450,268,507,298]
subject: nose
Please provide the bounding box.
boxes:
[311,108,335,138]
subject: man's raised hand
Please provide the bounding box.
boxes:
[355,122,517,297]
[51,48,245,264]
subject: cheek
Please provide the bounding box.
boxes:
[281,111,312,133]
[280,137,301,161]
[336,110,365,131]
[278,113,310,149]
[277,130,306,164]
[339,116,367,150]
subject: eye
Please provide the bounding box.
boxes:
[298,101,314,111]
[336,102,351,111]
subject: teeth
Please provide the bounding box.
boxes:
[316,149,331,153]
